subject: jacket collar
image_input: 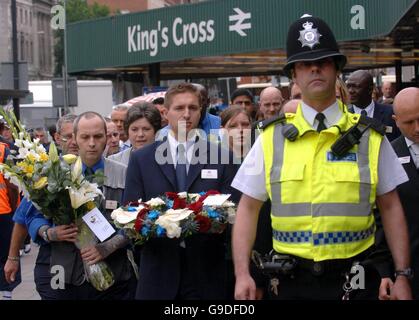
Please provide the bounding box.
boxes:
[292,100,356,137]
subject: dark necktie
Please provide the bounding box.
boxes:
[175,144,187,192]
[85,167,95,182]
[315,113,327,132]
[360,109,367,117]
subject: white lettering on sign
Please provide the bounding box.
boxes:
[173,17,215,46]
[128,22,160,56]
[128,18,215,56]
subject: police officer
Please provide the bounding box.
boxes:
[232,15,412,300]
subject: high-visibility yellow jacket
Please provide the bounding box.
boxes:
[261,101,383,261]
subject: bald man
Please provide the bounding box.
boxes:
[282,99,301,114]
[390,87,419,299]
[347,70,400,141]
[258,87,284,120]
[379,81,395,105]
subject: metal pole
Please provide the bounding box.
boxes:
[395,60,402,93]
[11,0,20,120]
[63,0,69,115]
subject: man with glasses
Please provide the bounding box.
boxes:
[111,105,130,152]
[55,114,79,156]
[104,118,120,157]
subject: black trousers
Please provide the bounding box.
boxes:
[0,213,22,291]
[36,267,137,300]
[51,277,137,300]
[34,244,137,300]
[268,261,381,300]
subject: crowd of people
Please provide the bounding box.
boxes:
[0,15,418,301]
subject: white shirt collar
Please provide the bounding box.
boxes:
[405,137,419,153]
[119,139,131,147]
[405,137,419,168]
[167,131,196,169]
[352,100,375,117]
[301,100,342,129]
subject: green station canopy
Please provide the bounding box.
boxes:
[67,0,418,78]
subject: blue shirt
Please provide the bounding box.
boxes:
[157,112,221,139]
[14,157,122,244]
[13,197,50,244]
[200,113,221,135]
[82,157,105,175]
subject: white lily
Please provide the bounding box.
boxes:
[35,144,46,154]
[68,181,102,209]
[155,209,193,238]
[17,147,29,159]
[71,157,83,182]
[14,139,24,148]
[160,209,193,221]
[227,207,236,224]
[23,140,33,150]
[177,192,187,199]
[48,142,59,163]
[146,197,166,207]
[111,205,144,224]
[223,201,236,207]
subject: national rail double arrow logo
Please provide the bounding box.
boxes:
[229,8,252,37]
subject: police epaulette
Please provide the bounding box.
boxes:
[256,113,286,130]
[358,115,386,136]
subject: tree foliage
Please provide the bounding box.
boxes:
[54,0,110,77]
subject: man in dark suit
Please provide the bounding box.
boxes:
[347,70,403,299]
[346,70,400,141]
[390,87,419,299]
[123,83,240,300]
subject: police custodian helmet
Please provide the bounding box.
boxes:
[283,14,347,77]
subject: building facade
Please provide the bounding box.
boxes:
[0,0,55,82]
[86,0,201,14]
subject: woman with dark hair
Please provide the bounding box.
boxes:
[220,105,252,161]
[108,102,161,166]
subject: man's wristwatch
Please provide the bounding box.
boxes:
[394,268,414,280]
[42,227,51,243]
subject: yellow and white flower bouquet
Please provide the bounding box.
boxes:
[0,109,114,291]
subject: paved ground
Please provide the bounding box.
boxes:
[1,243,40,300]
